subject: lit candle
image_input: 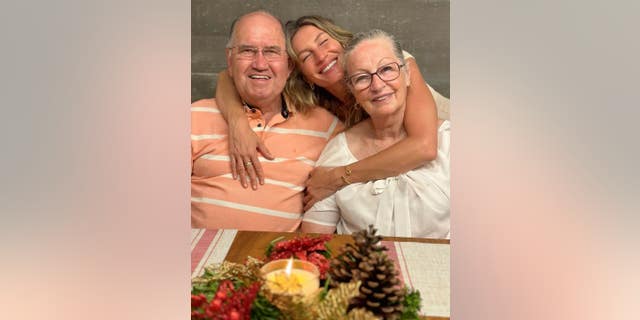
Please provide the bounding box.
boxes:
[261,258,320,297]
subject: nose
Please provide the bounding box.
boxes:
[313,48,328,66]
[369,73,386,91]
[252,51,268,70]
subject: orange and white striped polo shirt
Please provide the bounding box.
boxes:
[191,98,343,232]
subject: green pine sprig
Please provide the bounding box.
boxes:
[264,236,286,257]
[250,293,282,320]
[400,288,422,320]
[191,279,220,301]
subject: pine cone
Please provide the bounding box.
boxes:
[330,225,405,319]
[351,253,405,319]
[330,225,386,283]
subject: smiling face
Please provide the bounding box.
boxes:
[346,38,409,120]
[290,25,345,91]
[226,13,291,106]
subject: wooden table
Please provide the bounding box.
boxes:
[224,230,449,263]
[222,230,450,320]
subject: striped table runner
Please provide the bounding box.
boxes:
[382,241,450,318]
[191,229,238,279]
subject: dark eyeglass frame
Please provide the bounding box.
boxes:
[227,45,285,61]
[347,62,405,91]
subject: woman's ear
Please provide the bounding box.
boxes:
[405,65,411,87]
[288,57,295,72]
[300,72,315,90]
[306,79,315,90]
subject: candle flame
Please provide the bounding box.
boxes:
[285,257,293,276]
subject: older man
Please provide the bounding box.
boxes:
[191,11,342,231]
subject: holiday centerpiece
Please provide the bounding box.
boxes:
[191,226,422,320]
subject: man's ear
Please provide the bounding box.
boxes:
[286,57,294,78]
[226,48,233,77]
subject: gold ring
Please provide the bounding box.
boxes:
[245,161,253,167]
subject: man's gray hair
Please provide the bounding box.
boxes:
[226,10,283,48]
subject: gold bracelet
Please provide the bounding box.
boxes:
[340,165,353,185]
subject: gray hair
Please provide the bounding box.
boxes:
[225,10,283,48]
[342,29,404,76]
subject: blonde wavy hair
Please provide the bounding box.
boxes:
[284,15,368,127]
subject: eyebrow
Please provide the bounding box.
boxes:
[314,31,326,43]
[350,57,398,74]
[237,44,282,49]
[297,32,327,58]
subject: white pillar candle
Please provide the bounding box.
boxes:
[261,258,320,296]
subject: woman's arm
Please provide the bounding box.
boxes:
[216,71,274,190]
[303,57,439,210]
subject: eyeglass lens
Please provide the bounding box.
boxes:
[350,62,402,90]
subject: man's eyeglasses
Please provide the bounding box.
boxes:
[228,45,285,61]
[347,62,405,91]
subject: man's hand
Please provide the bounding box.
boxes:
[228,121,274,190]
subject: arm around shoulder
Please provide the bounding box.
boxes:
[313,58,439,185]
[402,57,439,161]
[215,70,273,189]
[303,59,440,208]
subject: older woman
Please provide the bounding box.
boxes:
[301,29,450,238]
[215,15,448,211]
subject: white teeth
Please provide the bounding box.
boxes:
[321,60,336,74]
[249,75,270,79]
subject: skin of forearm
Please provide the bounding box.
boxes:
[340,135,434,185]
[403,57,439,161]
[216,70,248,126]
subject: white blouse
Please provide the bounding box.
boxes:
[303,121,450,238]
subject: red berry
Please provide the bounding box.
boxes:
[191,294,207,308]
[210,298,222,310]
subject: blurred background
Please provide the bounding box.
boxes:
[191,0,450,102]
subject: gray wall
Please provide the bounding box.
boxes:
[192,0,449,102]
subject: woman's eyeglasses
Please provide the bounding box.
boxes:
[347,62,405,90]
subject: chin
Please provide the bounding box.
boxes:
[315,72,342,89]
[327,72,343,86]
[366,103,401,116]
[247,88,273,98]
